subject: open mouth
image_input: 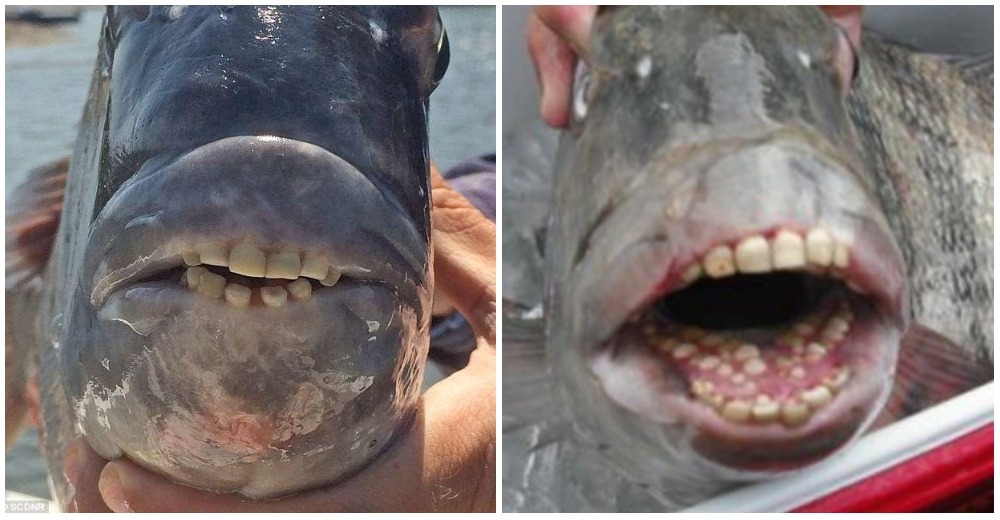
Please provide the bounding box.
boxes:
[594,226,902,471]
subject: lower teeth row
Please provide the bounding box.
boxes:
[181,266,312,307]
[689,367,850,427]
[643,303,854,427]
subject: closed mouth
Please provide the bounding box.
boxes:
[84,136,428,314]
[593,225,903,471]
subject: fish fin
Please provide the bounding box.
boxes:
[943,52,993,78]
[877,324,993,425]
[6,156,69,290]
[502,313,566,433]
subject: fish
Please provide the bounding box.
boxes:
[502,6,992,512]
[6,5,449,506]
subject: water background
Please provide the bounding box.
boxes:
[5,6,495,499]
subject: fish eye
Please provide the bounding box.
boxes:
[430,28,450,92]
[573,60,591,122]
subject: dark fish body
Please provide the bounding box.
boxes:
[503,6,991,511]
[7,6,448,504]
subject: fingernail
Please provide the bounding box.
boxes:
[99,465,133,513]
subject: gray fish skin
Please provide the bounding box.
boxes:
[14,6,447,504]
[502,6,992,512]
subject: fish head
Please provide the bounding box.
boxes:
[546,6,908,486]
[58,6,447,498]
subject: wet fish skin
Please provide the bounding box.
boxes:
[8,6,448,505]
[502,6,992,512]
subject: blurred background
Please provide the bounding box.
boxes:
[5,5,495,499]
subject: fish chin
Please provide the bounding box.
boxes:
[73,282,426,498]
[64,136,431,498]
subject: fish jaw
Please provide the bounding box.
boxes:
[558,139,907,475]
[63,136,431,498]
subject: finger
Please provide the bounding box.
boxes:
[534,5,597,57]
[430,165,496,346]
[526,11,576,128]
[63,439,112,512]
[100,459,299,513]
[821,5,863,94]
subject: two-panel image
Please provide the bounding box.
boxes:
[4,5,993,514]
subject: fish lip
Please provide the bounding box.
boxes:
[85,136,428,314]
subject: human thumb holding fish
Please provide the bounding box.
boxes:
[92,167,496,512]
[528,5,863,128]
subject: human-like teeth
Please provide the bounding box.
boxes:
[300,252,330,280]
[229,242,266,277]
[265,251,302,280]
[806,342,828,360]
[698,392,724,411]
[260,286,288,307]
[199,243,229,266]
[671,343,699,360]
[197,272,226,299]
[825,367,850,391]
[321,267,342,287]
[182,251,201,266]
[224,283,251,307]
[744,358,767,375]
[698,355,721,370]
[679,263,702,287]
[287,278,312,301]
[781,400,810,427]
[832,240,850,268]
[752,400,781,422]
[801,386,833,409]
[721,400,752,422]
[793,323,816,336]
[183,266,208,288]
[805,228,833,266]
[703,245,735,278]
[733,344,760,361]
[734,236,771,273]
[821,327,846,343]
[772,230,806,270]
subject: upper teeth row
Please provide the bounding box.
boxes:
[182,243,342,286]
[682,228,851,286]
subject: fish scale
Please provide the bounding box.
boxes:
[848,38,993,363]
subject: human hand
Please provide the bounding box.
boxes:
[527,6,864,128]
[81,166,497,512]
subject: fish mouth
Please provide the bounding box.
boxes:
[72,136,430,496]
[86,135,428,316]
[591,225,905,472]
